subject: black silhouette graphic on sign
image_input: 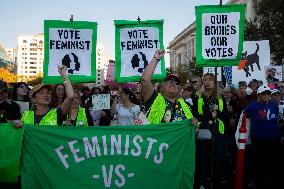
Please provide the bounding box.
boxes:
[62,53,80,74]
[131,52,148,73]
[238,43,260,77]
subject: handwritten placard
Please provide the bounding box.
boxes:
[92,94,110,110]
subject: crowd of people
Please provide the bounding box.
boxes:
[0,50,283,189]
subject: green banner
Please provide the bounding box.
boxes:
[0,123,24,182]
[21,121,195,189]
[114,20,165,83]
[43,20,97,84]
[195,4,246,67]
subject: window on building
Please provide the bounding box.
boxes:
[192,39,195,57]
[98,74,100,76]
[39,40,43,44]
[178,54,182,67]
[23,40,27,43]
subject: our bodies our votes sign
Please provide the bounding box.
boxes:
[195,4,245,67]
[92,94,110,110]
[43,20,97,84]
[115,20,165,83]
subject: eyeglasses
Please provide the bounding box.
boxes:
[260,91,271,96]
[166,79,180,85]
[191,80,198,84]
[278,86,284,89]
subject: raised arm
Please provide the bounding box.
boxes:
[58,65,74,115]
[141,49,165,102]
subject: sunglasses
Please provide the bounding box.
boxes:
[278,86,284,89]
[260,91,271,96]
[191,80,198,84]
[166,79,180,85]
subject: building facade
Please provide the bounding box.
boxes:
[17,34,44,81]
[168,0,257,71]
[96,43,110,86]
[0,44,16,73]
[5,48,17,64]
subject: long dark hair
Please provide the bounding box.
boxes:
[121,87,139,105]
[11,82,30,101]
[50,84,66,108]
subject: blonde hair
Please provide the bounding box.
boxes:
[200,73,222,98]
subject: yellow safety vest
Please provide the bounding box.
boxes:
[21,109,58,126]
[197,95,225,134]
[147,93,193,124]
[75,107,88,126]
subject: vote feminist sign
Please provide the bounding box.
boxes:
[43,20,97,84]
[115,20,165,83]
[195,4,245,67]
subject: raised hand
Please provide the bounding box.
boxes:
[154,49,166,60]
[58,65,67,77]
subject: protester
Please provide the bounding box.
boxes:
[277,82,284,101]
[140,49,197,126]
[0,80,21,128]
[182,85,196,107]
[80,86,91,108]
[271,89,284,120]
[50,84,66,108]
[244,85,282,189]
[90,88,112,126]
[266,67,279,83]
[111,87,140,126]
[191,76,202,95]
[11,82,31,113]
[192,73,228,189]
[64,89,94,126]
[11,82,30,102]
[21,65,74,125]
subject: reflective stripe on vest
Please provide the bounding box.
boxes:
[76,107,88,126]
[21,109,58,126]
[198,95,223,115]
[147,93,193,124]
[197,95,224,134]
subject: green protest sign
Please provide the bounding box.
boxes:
[0,123,24,182]
[43,20,97,84]
[195,4,246,67]
[21,121,195,189]
[114,20,165,83]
